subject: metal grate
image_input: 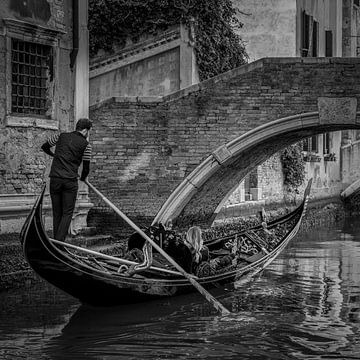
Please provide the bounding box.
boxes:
[11,39,52,116]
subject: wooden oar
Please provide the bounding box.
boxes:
[85,180,231,316]
[245,230,270,255]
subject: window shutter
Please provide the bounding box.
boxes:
[301,10,310,57]
[312,21,318,56]
[325,30,333,57]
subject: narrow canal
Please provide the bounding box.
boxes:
[1,217,360,360]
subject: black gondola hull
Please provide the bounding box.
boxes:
[21,181,311,306]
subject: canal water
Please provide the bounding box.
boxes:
[1,217,360,360]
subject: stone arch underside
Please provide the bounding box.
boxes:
[153,109,360,228]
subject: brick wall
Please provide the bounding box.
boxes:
[233,0,296,61]
[0,0,74,195]
[89,58,360,234]
[0,127,51,193]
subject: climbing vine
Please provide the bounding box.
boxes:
[88,0,248,80]
[280,143,306,192]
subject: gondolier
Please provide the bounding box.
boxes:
[41,118,92,242]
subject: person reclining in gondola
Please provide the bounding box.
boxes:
[183,225,237,277]
[184,226,210,274]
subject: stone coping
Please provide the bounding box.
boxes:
[90,57,360,110]
[90,27,181,78]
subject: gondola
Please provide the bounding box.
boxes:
[20,180,312,307]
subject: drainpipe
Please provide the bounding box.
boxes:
[70,0,79,69]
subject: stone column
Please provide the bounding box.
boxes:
[70,0,93,235]
[179,20,199,88]
[342,0,354,57]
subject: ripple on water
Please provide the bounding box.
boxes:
[2,220,360,359]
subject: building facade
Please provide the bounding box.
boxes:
[0,0,91,235]
[225,0,360,207]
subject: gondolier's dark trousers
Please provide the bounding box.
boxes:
[50,177,78,242]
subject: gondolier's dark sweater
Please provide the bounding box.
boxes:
[41,131,91,180]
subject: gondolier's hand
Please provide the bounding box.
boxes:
[80,160,90,182]
[41,142,54,157]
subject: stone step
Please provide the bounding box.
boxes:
[75,226,98,237]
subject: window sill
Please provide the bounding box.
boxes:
[6,116,59,130]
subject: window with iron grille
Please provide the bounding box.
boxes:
[11,39,53,116]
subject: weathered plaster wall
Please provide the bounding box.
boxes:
[304,131,343,199]
[90,48,180,105]
[342,0,359,57]
[89,24,198,107]
[234,0,297,61]
[341,141,360,185]
[297,0,343,57]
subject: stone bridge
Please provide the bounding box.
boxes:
[89,57,360,234]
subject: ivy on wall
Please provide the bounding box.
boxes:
[280,144,306,193]
[88,0,248,81]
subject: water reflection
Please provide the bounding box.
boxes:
[0,284,78,360]
[1,217,360,359]
[269,219,360,359]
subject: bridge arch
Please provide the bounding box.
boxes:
[153,106,360,227]
[90,58,360,234]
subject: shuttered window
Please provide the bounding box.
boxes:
[323,133,330,154]
[303,136,319,152]
[325,30,333,57]
[312,20,318,56]
[301,10,310,57]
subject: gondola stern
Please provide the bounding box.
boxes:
[299,178,313,218]
[304,178,313,199]
[20,184,47,247]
